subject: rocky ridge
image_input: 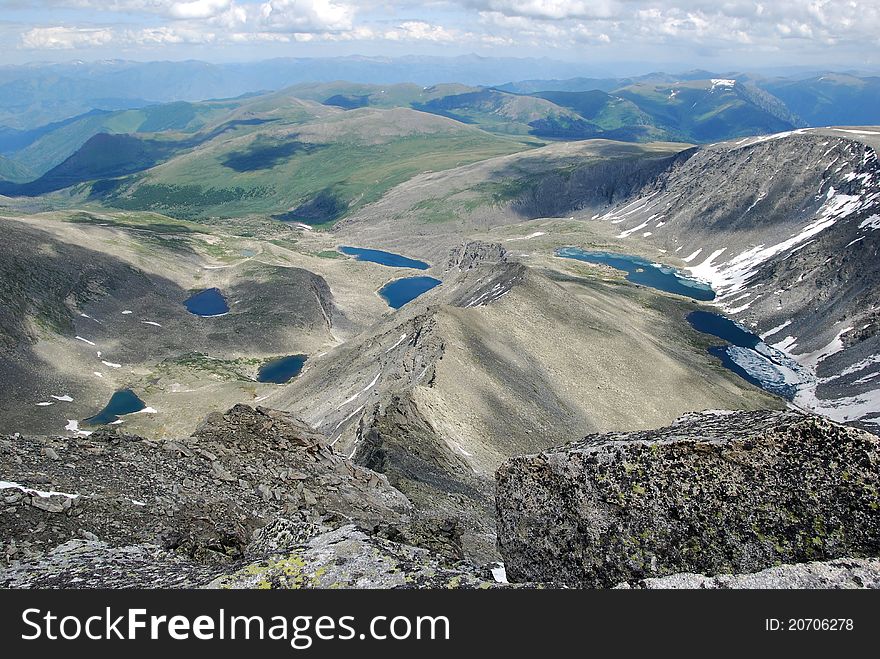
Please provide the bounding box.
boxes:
[593,129,880,428]
[0,404,495,587]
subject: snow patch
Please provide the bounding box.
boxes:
[761,320,792,340]
[64,420,91,437]
[710,78,736,90]
[386,334,408,352]
[505,231,545,241]
[0,481,79,500]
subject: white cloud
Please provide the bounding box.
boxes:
[464,0,616,21]
[21,26,115,49]
[10,0,880,60]
[169,0,232,20]
[255,0,356,32]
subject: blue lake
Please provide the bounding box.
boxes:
[687,311,799,400]
[687,311,761,349]
[379,276,442,309]
[257,354,307,384]
[184,288,229,317]
[339,246,430,270]
[555,247,715,301]
[83,389,146,426]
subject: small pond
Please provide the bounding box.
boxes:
[339,246,430,270]
[83,389,146,426]
[184,288,229,317]
[379,276,442,309]
[257,354,308,384]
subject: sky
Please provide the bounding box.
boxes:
[1,1,879,72]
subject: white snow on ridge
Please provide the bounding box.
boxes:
[820,353,880,384]
[75,336,96,346]
[339,373,381,408]
[386,334,408,352]
[859,215,880,230]
[760,320,792,340]
[50,395,73,402]
[101,360,122,368]
[686,186,869,302]
[617,220,651,239]
[796,327,852,369]
[772,336,798,352]
[710,78,736,90]
[682,248,703,263]
[794,387,880,425]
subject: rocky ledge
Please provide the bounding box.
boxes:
[0,404,495,588]
[496,410,880,588]
[616,558,880,589]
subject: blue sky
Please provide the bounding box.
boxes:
[1,1,878,71]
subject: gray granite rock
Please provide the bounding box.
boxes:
[496,410,880,587]
[617,558,880,589]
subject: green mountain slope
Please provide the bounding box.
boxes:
[6,99,255,176]
[0,155,33,183]
[87,106,535,223]
[612,79,800,142]
[757,74,880,127]
[532,90,661,140]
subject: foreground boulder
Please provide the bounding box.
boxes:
[496,410,880,588]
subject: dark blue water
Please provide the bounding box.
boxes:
[83,389,146,426]
[257,354,307,384]
[184,288,229,317]
[379,276,442,309]
[687,310,797,400]
[687,311,760,349]
[339,246,430,270]
[555,247,715,301]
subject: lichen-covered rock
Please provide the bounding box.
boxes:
[496,410,880,588]
[207,525,498,590]
[0,540,225,589]
[616,558,880,589]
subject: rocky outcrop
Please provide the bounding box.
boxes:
[0,405,413,579]
[444,241,509,272]
[209,523,496,589]
[0,403,515,588]
[496,410,880,588]
[0,522,499,589]
[616,558,880,589]
[0,540,225,589]
[443,241,526,309]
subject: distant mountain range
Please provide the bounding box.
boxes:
[3,68,880,195]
